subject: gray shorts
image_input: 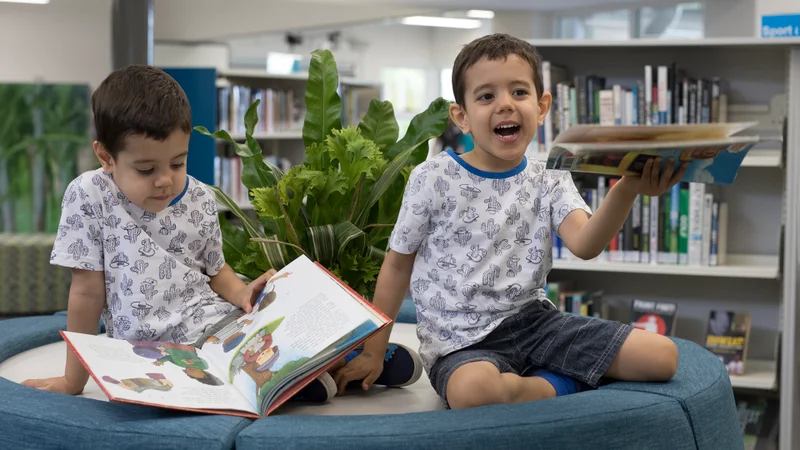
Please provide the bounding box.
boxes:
[428,299,633,406]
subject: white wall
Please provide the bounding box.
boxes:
[0,0,111,89]
[154,44,230,71]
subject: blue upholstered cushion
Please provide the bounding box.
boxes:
[0,314,251,450]
[236,389,695,450]
[396,297,416,324]
[601,338,744,450]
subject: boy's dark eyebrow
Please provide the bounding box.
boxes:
[132,151,189,164]
[472,80,532,94]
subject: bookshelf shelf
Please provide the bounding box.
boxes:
[529,37,800,49]
[220,131,303,141]
[730,359,778,391]
[551,254,780,279]
[216,68,380,88]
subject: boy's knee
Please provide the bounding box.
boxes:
[445,362,505,409]
[652,337,679,380]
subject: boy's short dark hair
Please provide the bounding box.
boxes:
[452,33,544,107]
[92,65,192,158]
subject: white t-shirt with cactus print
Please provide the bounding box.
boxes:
[50,169,235,345]
[389,150,592,373]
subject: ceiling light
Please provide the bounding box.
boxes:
[467,10,495,19]
[0,0,50,3]
[401,16,482,29]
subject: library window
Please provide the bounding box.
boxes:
[554,2,704,40]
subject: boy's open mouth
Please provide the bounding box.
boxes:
[494,123,520,140]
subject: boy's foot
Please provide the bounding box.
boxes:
[291,372,337,403]
[345,342,423,387]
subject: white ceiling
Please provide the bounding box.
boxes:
[291,0,673,12]
[154,0,678,42]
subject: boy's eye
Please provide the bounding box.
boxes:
[478,93,494,101]
[513,89,529,96]
[171,162,185,169]
[137,168,154,175]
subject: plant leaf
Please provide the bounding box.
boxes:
[386,97,451,162]
[357,99,399,154]
[218,215,263,280]
[210,186,288,269]
[334,221,366,257]
[352,141,425,227]
[303,49,343,147]
[195,124,283,191]
[307,224,335,265]
[244,99,260,136]
[367,245,387,262]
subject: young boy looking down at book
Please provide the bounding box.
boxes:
[333,33,687,409]
[22,66,421,402]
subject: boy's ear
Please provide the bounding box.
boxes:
[93,141,114,172]
[449,102,470,135]
[537,92,553,127]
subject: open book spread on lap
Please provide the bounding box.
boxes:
[62,255,390,418]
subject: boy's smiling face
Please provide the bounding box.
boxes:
[450,54,551,172]
[94,130,190,213]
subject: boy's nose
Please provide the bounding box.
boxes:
[154,174,173,188]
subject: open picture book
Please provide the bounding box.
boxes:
[60,255,391,419]
[545,122,765,185]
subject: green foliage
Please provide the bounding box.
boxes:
[195,49,451,299]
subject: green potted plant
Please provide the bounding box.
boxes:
[195,49,451,299]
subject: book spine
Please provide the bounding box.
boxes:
[678,183,690,265]
[650,195,660,264]
[688,182,705,265]
[630,194,641,262]
[641,195,650,264]
[710,201,719,266]
[702,193,714,266]
[644,65,652,125]
[668,185,680,264]
[658,65,668,125]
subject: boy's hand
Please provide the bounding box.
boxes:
[235,269,277,313]
[619,157,687,197]
[22,375,84,396]
[332,351,385,394]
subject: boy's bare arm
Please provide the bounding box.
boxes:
[363,249,416,354]
[23,268,105,395]
[333,249,415,392]
[559,158,686,260]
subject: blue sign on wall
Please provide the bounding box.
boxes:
[761,14,800,39]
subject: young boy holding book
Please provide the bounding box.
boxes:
[22,65,421,402]
[333,33,687,408]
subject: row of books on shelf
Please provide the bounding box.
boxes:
[545,283,751,376]
[218,85,305,135]
[536,60,729,153]
[552,176,729,266]
[214,155,293,207]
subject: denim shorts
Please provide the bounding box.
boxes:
[428,299,633,405]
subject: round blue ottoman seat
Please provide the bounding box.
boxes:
[0,305,744,450]
[0,314,251,450]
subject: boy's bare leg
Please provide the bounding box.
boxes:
[446,361,556,409]
[604,328,679,382]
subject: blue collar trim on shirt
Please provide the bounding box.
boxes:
[446,148,527,179]
[169,176,189,206]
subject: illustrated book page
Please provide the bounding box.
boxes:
[61,331,259,418]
